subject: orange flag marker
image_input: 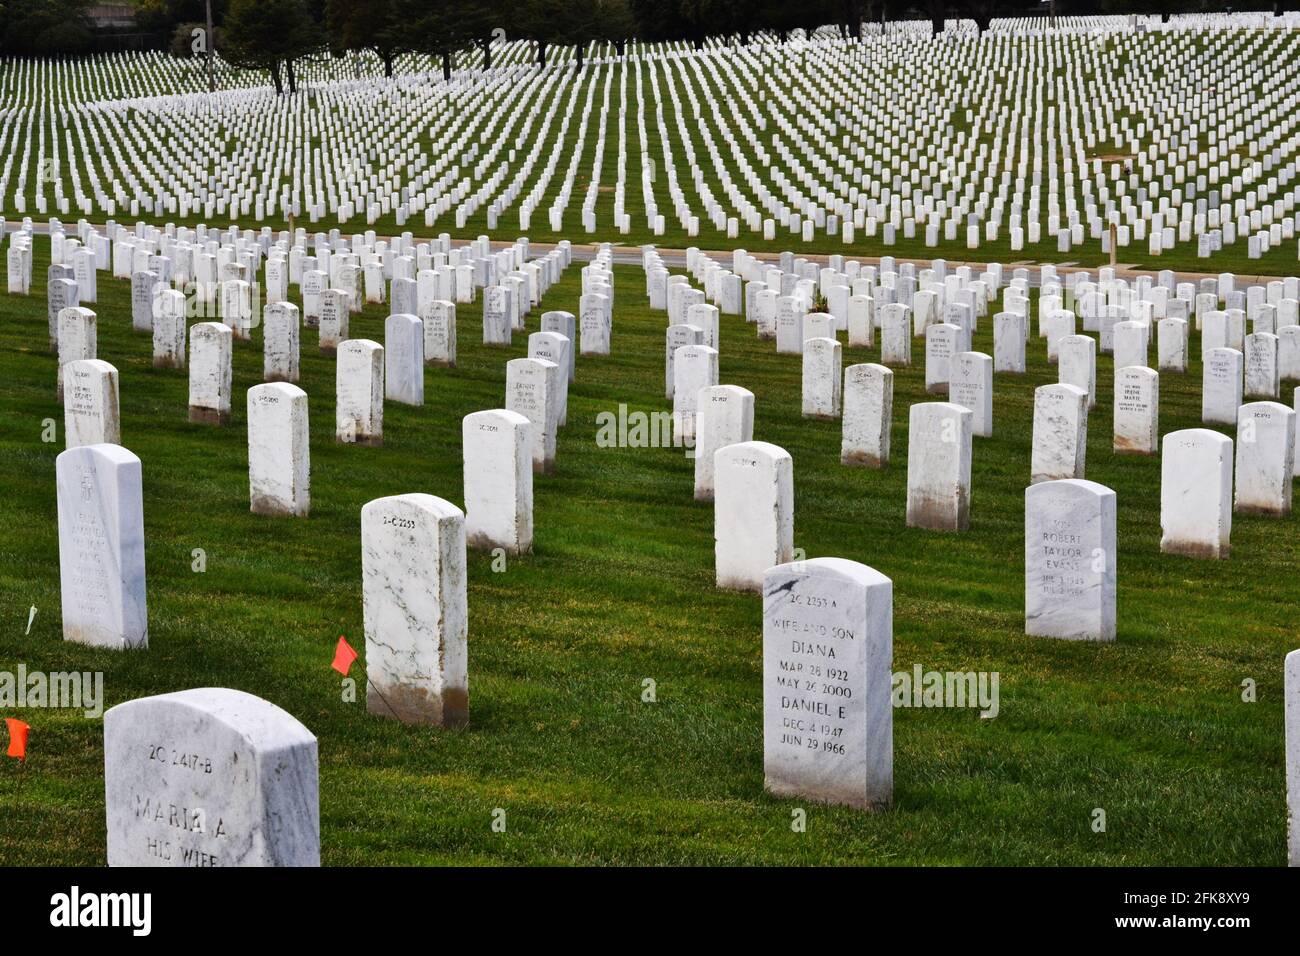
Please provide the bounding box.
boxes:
[331,636,358,676]
[5,718,29,761]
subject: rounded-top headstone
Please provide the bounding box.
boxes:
[763,557,893,810]
[56,442,146,649]
[104,688,319,867]
[1024,479,1117,641]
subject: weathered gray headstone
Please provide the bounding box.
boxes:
[1024,479,1116,642]
[906,402,972,531]
[56,443,147,650]
[336,339,384,445]
[361,494,468,726]
[1031,383,1088,483]
[104,688,319,866]
[63,359,120,449]
[1234,401,1295,516]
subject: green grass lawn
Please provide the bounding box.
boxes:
[0,240,1294,865]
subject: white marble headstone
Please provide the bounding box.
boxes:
[384,314,424,406]
[993,312,1026,373]
[189,323,232,424]
[714,441,794,591]
[262,302,301,384]
[422,300,457,367]
[152,289,187,369]
[949,351,993,437]
[505,357,560,474]
[1203,347,1244,426]
[247,383,310,517]
[672,344,719,446]
[763,558,892,810]
[1024,479,1117,642]
[63,358,120,449]
[462,409,533,554]
[841,363,892,468]
[104,688,318,866]
[1113,366,1159,455]
[1286,648,1300,866]
[1161,429,1233,558]
[906,402,972,531]
[1234,401,1295,516]
[336,339,384,445]
[1031,383,1088,483]
[318,289,349,354]
[801,337,842,419]
[693,384,755,502]
[56,443,147,649]
[361,494,468,726]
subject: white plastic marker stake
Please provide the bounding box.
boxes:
[25,606,36,634]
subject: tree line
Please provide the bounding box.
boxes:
[1,1,1294,78]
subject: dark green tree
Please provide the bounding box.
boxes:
[325,0,407,76]
[0,0,93,55]
[134,0,231,37]
[222,0,318,94]
[398,0,472,80]
[596,0,639,55]
[518,0,597,67]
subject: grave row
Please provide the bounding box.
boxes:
[6,14,1300,265]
